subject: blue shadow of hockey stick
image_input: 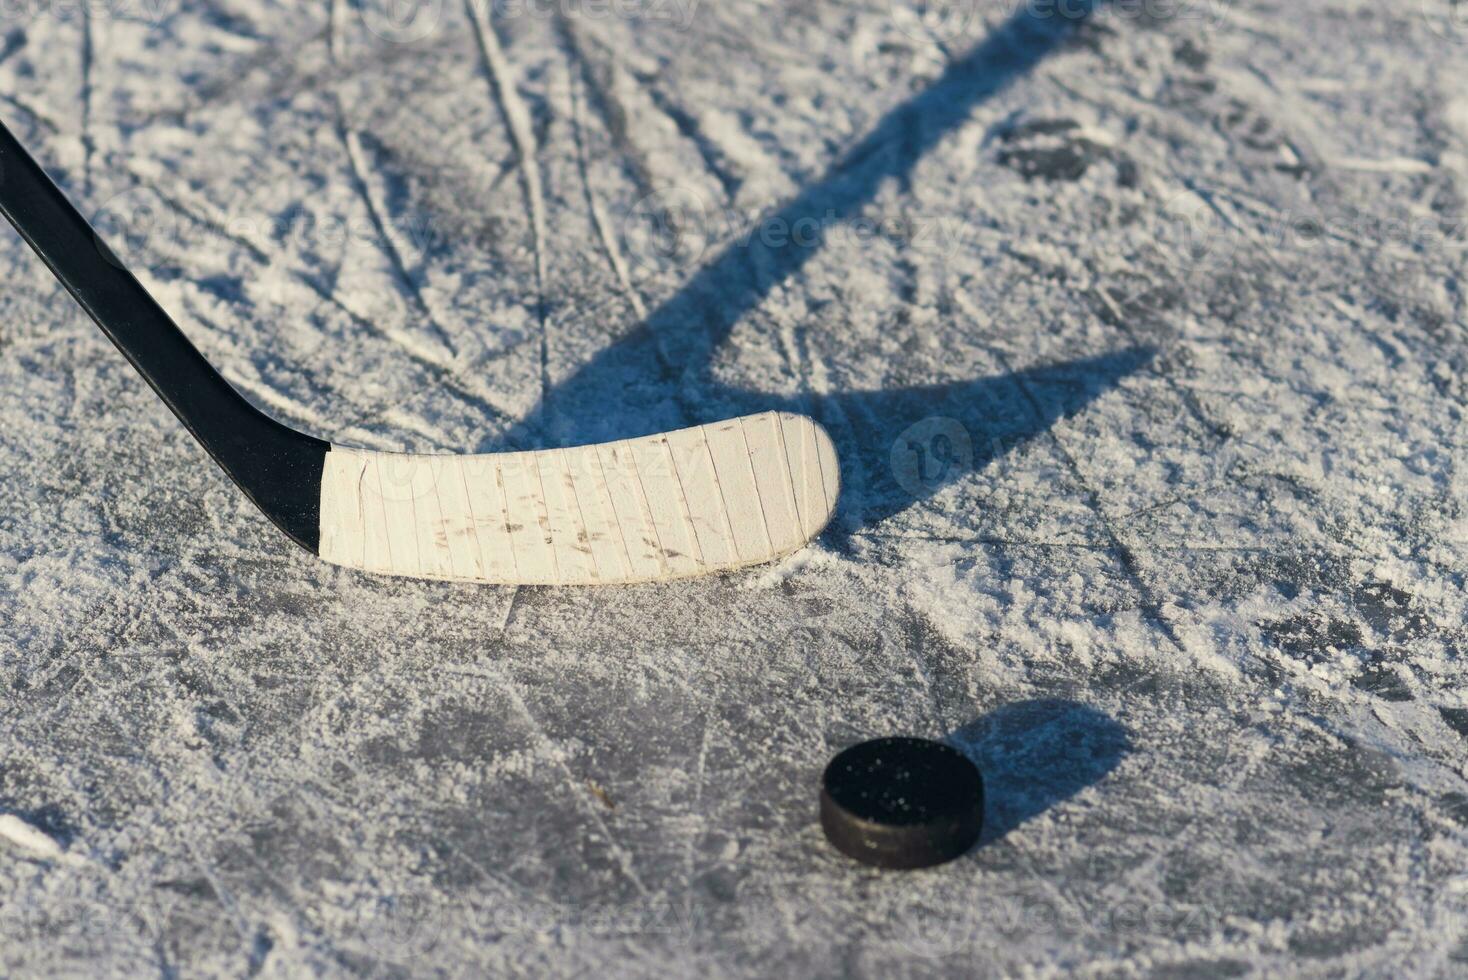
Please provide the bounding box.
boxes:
[510,0,1145,531]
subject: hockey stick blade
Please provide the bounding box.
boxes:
[0,119,839,584]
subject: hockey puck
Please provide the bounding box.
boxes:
[820,736,984,869]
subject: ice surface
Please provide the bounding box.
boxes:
[2,0,1467,975]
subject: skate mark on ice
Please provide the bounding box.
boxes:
[563,31,649,321]
[131,170,518,433]
[335,124,458,359]
[328,0,458,361]
[467,0,552,406]
[554,16,659,203]
[79,6,95,194]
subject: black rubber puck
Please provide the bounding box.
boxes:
[820,736,984,869]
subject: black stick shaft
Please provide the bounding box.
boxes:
[0,118,326,552]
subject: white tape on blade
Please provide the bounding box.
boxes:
[318,412,839,585]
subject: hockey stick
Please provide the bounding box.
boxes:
[0,120,838,584]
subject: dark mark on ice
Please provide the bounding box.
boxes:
[995,116,1135,186]
[1351,662,1414,702]
[153,878,220,901]
[587,781,616,810]
[1438,707,1468,740]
